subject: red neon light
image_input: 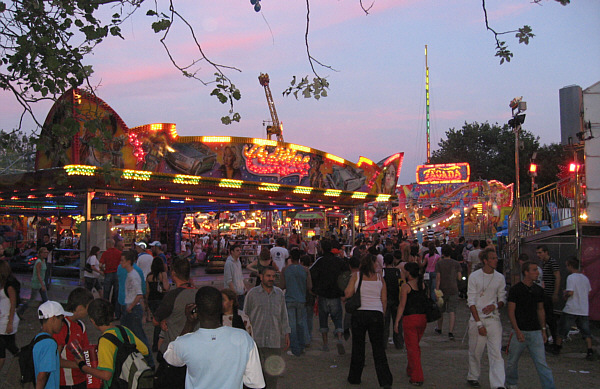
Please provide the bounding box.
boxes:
[383,153,401,166]
[529,163,537,173]
[243,144,310,179]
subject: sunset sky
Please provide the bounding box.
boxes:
[1,0,599,184]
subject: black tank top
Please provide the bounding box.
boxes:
[404,283,427,316]
[147,276,165,301]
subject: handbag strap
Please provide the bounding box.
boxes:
[356,272,363,292]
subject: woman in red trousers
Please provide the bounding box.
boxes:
[395,262,428,386]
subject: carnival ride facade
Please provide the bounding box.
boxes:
[0,88,402,251]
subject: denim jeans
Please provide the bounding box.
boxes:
[348,310,393,387]
[30,288,48,303]
[384,301,403,349]
[318,297,343,334]
[103,272,120,317]
[286,301,306,356]
[427,272,437,301]
[84,277,102,292]
[505,330,555,389]
[558,312,591,339]
[120,304,155,368]
[304,304,313,344]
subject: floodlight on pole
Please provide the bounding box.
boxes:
[509,96,527,241]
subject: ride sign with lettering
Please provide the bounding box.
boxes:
[416,162,470,184]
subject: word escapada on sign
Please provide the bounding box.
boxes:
[416,163,470,184]
[243,144,311,179]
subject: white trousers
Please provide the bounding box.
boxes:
[467,318,505,389]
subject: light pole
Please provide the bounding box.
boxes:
[529,152,537,232]
[509,97,527,237]
[570,158,581,256]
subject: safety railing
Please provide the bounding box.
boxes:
[518,178,581,237]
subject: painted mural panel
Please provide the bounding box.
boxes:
[36,89,131,169]
[36,89,402,195]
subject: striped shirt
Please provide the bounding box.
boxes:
[542,257,560,296]
[244,285,291,349]
[427,229,435,240]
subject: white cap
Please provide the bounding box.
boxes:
[149,241,162,247]
[134,242,147,249]
[38,301,73,319]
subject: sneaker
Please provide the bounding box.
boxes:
[448,332,455,341]
[467,380,481,388]
[434,328,442,335]
[337,342,346,355]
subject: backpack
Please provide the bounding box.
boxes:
[101,326,154,389]
[61,318,85,360]
[19,334,56,384]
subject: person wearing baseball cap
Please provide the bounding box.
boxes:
[134,242,153,280]
[149,241,168,273]
[34,301,73,388]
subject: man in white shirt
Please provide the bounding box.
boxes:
[224,244,246,309]
[270,238,289,271]
[134,242,153,279]
[164,286,265,389]
[466,247,506,389]
[553,257,594,359]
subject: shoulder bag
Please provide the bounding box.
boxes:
[344,272,363,314]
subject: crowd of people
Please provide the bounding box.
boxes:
[0,229,595,389]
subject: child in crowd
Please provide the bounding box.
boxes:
[35,301,72,389]
[53,287,94,389]
[81,298,149,389]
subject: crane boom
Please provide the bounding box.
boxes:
[258,73,284,142]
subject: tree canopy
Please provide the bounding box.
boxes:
[429,122,569,194]
[0,129,36,174]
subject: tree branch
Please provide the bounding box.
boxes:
[359,0,374,15]
[304,0,337,77]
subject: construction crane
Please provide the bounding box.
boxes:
[258,73,284,142]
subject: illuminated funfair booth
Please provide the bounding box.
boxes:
[389,162,514,241]
[0,88,402,258]
[358,161,513,240]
